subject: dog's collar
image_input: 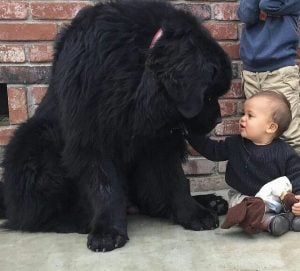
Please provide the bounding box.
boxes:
[150,28,163,48]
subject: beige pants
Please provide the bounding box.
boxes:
[242,65,300,153]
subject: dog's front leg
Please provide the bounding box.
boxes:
[168,155,220,230]
[84,158,128,252]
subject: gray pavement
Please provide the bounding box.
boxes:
[0,190,299,271]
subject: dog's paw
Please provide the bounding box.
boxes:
[208,196,228,216]
[174,201,219,231]
[193,194,228,216]
[87,232,128,252]
[183,209,219,231]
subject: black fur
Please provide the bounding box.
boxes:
[1,0,231,252]
[193,194,229,216]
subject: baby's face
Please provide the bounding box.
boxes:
[239,97,275,144]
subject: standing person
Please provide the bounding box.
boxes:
[238,0,300,153]
[187,91,300,236]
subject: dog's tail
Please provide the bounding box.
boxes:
[0,181,6,219]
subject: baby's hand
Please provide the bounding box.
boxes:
[292,195,300,216]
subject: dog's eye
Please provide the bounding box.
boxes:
[205,96,213,103]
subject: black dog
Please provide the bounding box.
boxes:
[0,0,231,252]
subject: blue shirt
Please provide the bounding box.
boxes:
[238,0,300,72]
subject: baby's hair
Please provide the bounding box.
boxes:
[249,91,292,137]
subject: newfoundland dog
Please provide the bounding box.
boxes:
[0,0,232,252]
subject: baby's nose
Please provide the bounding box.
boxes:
[240,115,246,121]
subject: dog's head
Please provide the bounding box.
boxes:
[144,13,232,135]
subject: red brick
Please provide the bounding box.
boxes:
[175,4,211,20]
[183,158,216,175]
[219,99,237,117]
[204,22,238,40]
[29,44,54,62]
[222,80,244,98]
[31,2,89,20]
[0,66,51,84]
[215,119,240,135]
[7,87,28,124]
[0,45,25,63]
[0,24,57,41]
[237,99,246,115]
[189,176,228,193]
[0,2,29,19]
[27,86,48,117]
[29,86,48,104]
[213,3,238,21]
[0,127,16,146]
[220,42,240,59]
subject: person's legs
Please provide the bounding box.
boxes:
[242,70,261,98]
[243,66,300,153]
[262,66,300,153]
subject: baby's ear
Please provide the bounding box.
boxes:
[267,122,278,134]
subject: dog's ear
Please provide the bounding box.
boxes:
[161,68,204,119]
[148,21,232,119]
[148,34,217,119]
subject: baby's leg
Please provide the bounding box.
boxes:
[261,212,293,236]
[227,189,248,208]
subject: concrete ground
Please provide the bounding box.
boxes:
[0,190,299,271]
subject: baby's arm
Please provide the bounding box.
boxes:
[186,133,229,162]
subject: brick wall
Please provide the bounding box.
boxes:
[0,0,244,192]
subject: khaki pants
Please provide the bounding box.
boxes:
[242,65,300,153]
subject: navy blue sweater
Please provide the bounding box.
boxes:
[238,0,300,72]
[187,134,300,196]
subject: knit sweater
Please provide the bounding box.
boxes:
[187,134,300,196]
[238,0,300,72]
